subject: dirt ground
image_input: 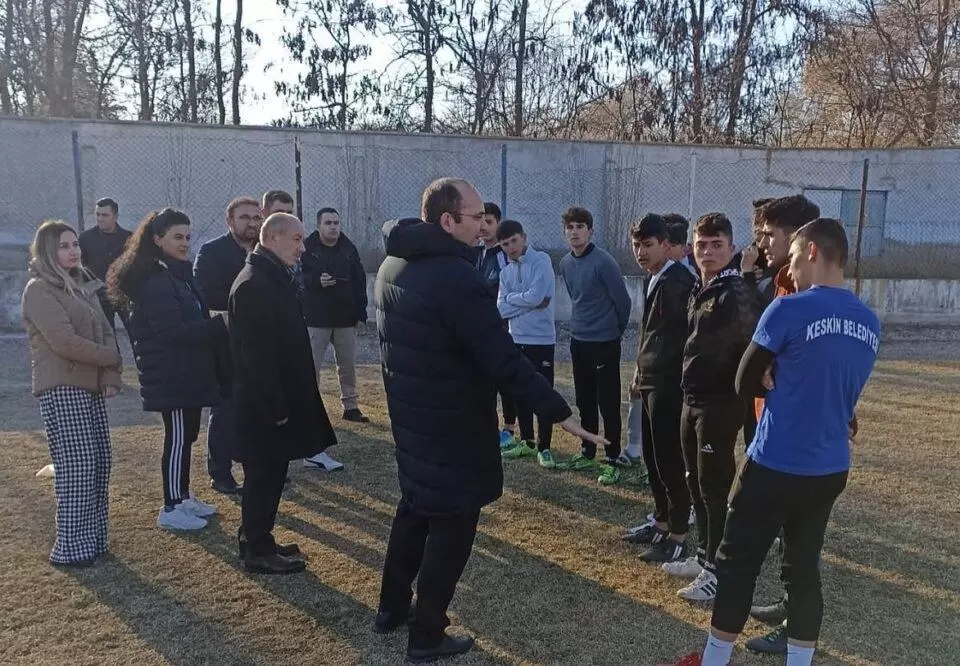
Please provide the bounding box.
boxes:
[0,332,957,665]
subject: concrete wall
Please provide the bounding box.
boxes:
[3,117,960,266]
[3,268,958,331]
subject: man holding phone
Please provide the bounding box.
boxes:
[301,208,370,470]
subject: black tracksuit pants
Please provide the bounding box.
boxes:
[712,460,847,642]
[516,343,556,451]
[570,338,622,459]
[378,498,481,649]
[639,385,690,535]
[680,394,743,567]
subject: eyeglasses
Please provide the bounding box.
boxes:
[452,210,485,223]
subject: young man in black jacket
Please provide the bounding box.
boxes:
[193,196,263,495]
[622,215,696,566]
[672,213,760,603]
[79,197,132,331]
[374,178,605,664]
[301,207,369,459]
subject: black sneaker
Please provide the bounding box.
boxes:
[622,524,667,545]
[746,623,788,654]
[750,596,788,625]
[210,476,243,495]
[372,605,415,634]
[407,635,475,663]
[343,409,370,423]
[639,538,688,564]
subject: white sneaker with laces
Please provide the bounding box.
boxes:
[677,568,718,602]
[626,515,656,534]
[182,493,217,518]
[157,504,208,531]
[662,556,703,579]
[303,451,345,472]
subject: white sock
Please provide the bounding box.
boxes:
[786,643,815,666]
[701,633,735,666]
[625,442,642,458]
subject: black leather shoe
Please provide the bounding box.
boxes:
[211,476,243,495]
[243,552,306,575]
[750,597,788,625]
[343,409,370,423]
[372,605,414,634]
[407,635,475,663]
[238,540,301,559]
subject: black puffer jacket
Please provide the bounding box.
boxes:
[125,258,227,412]
[636,262,696,390]
[300,231,368,328]
[681,266,761,403]
[376,218,572,515]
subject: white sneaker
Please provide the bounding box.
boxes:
[182,493,217,518]
[677,568,718,602]
[36,464,55,478]
[662,556,703,579]
[157,504,208,531]
[303,451,344,472]
[627,515,656,534]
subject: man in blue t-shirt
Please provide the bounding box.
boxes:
[668,218,880,666]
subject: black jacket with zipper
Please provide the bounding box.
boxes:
[300,230,368,328]
[681,266,761,403]
[635,262,696,391]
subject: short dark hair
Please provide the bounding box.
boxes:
[421,178,469,225]
[317,207,339,221]
[562,206,593,229]
[693,212,734,241]
[96,197,118,214]
[496,219,524,241]
[227,196,259,218]
[758,195,820,233]
[666,222,689,246]
[792,218,848,267]
[484,202,502,221]
[662,213,689,230]
[262,189,294,210]
[630,214,668,242]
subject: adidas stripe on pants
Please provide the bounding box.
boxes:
[161,408,202,508]
[38,386,111,564]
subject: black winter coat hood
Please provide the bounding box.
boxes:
[382,217,475,263]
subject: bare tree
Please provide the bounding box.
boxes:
[214,0,225,123]
[232,0,242,124]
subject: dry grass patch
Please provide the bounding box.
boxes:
[0,361,957,665]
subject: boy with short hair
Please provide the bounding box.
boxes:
[558,206,632,485]
[496,220,558,469]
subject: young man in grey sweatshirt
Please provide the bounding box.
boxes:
[558,206,633,485]
[496,220,558,470]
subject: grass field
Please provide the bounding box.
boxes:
[1,359,958,666]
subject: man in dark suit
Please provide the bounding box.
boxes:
[373,178,605,663]
[194,196,263,495]
[79,197,132,331]
[229,212,338,575]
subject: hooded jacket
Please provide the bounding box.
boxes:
[300,230,368,328]
[375,218,571,515]
[681,266,761,403]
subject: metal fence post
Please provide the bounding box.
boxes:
[500,144,508,218]
[294,135,303,220]
[854,158,870,296]
[687,151,698,223]
[71,129,85,231]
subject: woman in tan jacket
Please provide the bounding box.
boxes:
[22,220,123,567]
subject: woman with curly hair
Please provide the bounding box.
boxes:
[108,208,228,531]
[22,220,123,566]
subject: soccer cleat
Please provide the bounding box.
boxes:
[623,523,667,545]
[343,408,370,423]
[157,504,208,531]
[658,653,702,666]
[627,516,656,534]
[537,449,556,469]
[750,596,788,625]
[182,493,217,518]
[746,622,788,655]
[502,440,537,459]
[615,452,643,467]
[662,556,703,579]
[640,538,688,564]
[598,464,621,485]
[557,453,600,471]
[677,568,718,602]
[499,429,518,451]
[303,451,345,472]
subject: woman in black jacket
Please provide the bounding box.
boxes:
[108,209,228,532]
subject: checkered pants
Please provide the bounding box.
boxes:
[38,387,111,564]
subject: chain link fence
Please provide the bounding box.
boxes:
[2,117,960,281]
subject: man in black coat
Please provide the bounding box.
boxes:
[229,212,338,575]
[300,207,370,444]
[193,196,263,495]
[79,197,132,331]
[373,178,605,663]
